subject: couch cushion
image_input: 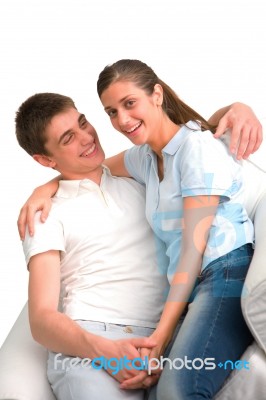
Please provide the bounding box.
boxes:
[241,194,266,353]
[220,122,266,353]
[242,158,266,221]
[240,120,266,353]
[0,304,56,400]
[214,342,266,400]
[214,341,266,400]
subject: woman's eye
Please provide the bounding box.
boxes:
[126,100,135,107]
[108,110,116,118]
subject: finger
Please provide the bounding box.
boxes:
[147,357,163,375]
[250,127,263,154]
[26,206,38,237]
[213,117,228,138]
[240,128,257,159]
[142,374,160,387]
[235,126,250,159]
[130,337,157,349]
[120,371,148,390]
[40,201,52,222]
[140,347,151,361]
[121,373,160,390]
[17,207,27,240]
[228,123,242,155]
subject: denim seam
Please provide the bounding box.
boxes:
[194,271,229,395]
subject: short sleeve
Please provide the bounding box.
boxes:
[23,211,65,267]
[124,145,149,185]
[179,131,236,201]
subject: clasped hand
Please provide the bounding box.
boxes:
[94,336,163,390]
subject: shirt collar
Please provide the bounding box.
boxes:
[144,120,201,159]
[55,165,111,199]
[162,120,201,155]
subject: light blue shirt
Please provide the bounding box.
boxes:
[125,121,254,282]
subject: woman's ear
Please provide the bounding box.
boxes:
[32,154,56,169]
[153,84,163,106]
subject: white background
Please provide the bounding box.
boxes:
[0,0,265,347]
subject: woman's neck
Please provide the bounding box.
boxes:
[148,117,180,157]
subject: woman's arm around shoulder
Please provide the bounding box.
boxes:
[18,176,61,240]
[103,150,132,177]
[209,102,263,159]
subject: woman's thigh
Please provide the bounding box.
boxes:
[155,244,254,400]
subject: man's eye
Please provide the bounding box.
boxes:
[63,134,73,144]
[80,119,88,128]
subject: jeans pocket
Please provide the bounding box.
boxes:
[225,258,252,281]
[218,253,252,298]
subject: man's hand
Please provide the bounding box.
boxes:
[213,102,262,159]
[119,332,167,391]
[94,336,157,384]
[120,345,161,390]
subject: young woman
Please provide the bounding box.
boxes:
[17,60,261,399]
[95,60,255,399]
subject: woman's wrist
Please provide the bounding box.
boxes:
[150,327,173,352]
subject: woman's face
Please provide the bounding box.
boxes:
[100,80,164,146]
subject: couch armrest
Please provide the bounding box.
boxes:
[0,302,55,400]
[242,194,266,353]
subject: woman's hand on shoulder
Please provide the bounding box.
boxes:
[18,186,55,240]
[213,102,262,159]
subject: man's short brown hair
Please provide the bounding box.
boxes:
[15,93,76,156]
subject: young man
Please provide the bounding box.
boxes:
[15,93,169,400]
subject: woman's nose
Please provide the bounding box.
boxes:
[118,110,130,127]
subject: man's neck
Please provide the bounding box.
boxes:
[61,165,104,185]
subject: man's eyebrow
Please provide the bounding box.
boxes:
[58,114,86,144]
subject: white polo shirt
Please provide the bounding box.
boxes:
[23,167,169,328]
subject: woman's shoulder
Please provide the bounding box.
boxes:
[126,143,152,159]
[179,124,216,151]
[179,122,236,168]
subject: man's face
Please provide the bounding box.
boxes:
[42,107,105,181]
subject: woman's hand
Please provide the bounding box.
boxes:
[93,336,157,384]
[120,333,166,390]
[119,347,161,390]
[17,188,53,240]
[213,102,263,159]
[17,177,60,240]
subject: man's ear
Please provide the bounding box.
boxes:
[32,154,56,168]
[153,84,163,106]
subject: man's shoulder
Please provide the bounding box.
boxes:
[110,175,145,194]
[48,195,72,219]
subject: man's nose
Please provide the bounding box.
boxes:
[79,130,94,145]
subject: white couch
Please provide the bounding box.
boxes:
[0,141,266,400]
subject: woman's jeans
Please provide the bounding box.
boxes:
[149,243,254,400]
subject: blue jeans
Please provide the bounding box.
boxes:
[148,244,254,400]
